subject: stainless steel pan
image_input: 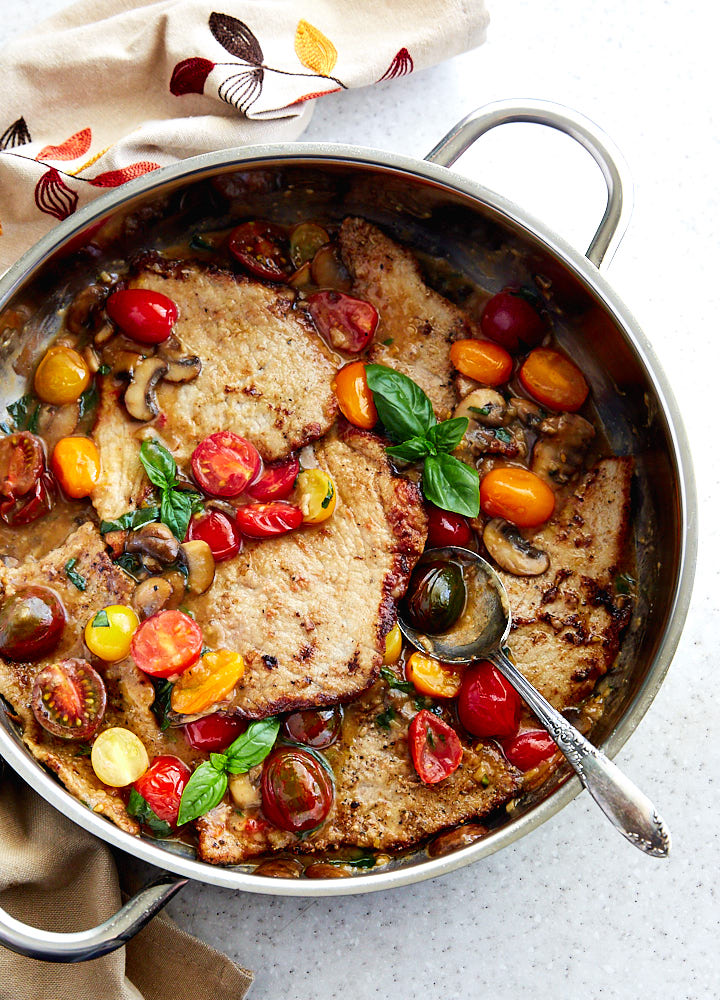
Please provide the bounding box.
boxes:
[0,100,697,962]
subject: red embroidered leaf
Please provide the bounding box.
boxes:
[34,168,78,220]
[88,161,160,188]
[170,57,216,96]
[378,47,414,82]
[209,12,263,64]
[37,128,92,162]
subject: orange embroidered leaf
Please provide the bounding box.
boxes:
[289,87,342,106]
[37,128,92,162]
[294,20,337,76]
[88,161,160,188]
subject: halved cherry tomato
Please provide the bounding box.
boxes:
[449,339,513,386]
[283,706,343,749]
[409,710,463,784]
[183,712,247,752]
[191,431,261,498]
[186,509,241,562]
[289,222,329,268]
[91,727,149,787]
[0,432,45,498]
[31,658,106,740]
[406,652,463,699]
[106,288,178,344]
[261,746,334,832]
[131,609,203,678]
[85,604,139,662]
[333,362,377,429]
[34,345,90,404]
[236,501,303,539]
[481,290,545,352]
[307,291,379,354]
[457,660,521,738]
[0,472,55,526]
[502,729,557,771]
[51,436,100,499]
[383,623,403,665]
[228,221,292,281]
[519,347,589,412]
[293,469,336,524]
[0,586,66,661]
[480,467,555,528]
[133,755,191,826]
[171,649,245,715]
[426,504,473,548]
[246,456,299,501]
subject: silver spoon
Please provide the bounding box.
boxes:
[399,546,671,858]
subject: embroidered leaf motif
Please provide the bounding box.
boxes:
[0,117,31,150]
[289,87,342,106]
[379,47,414,82]
[294,20,338,76]
[34,168,78,220]
[209,12,263,64]
[37,128,92,162]
[170,57,216,96]
[217,67,264,112]
[88,161,160,188]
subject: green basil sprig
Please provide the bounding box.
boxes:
[364,365,480,518]
[139,439,204,540]
[100,506,161,534]
[178,717,280,826]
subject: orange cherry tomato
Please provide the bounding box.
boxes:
[51,436,101,498]
[480,467,555,528]
[171,649,245,715]
[449,339,513,387]
[406,652,464,699]
[333,362,378,429]
[34,345,90,404]
[519,348,589,412]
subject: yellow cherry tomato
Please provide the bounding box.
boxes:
[51,436,101,498]
[333,362,378,429]
[450,339,513,387]
[171,649,245,715]
[294,468,337,524]
[85,604,139,662]
[34,345,90,404]
[91,727,149,787]
[383,623,403,665]
[480,467,555,528]
[519,348,589,412]
[406,652,464,699]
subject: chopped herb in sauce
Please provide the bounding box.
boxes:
[614,572,636,595]
[78,384,98,418]
[97,363,111,376]
[91,609,110,628]
[100,506,160,534]
[375,706,396,730]
[114,552,145,581]
[494,427,513,444]
[150,679,174,732]
[7,393,40,433]
[64,558,87,591]
[380,666,414,694]
[190,233,215,251]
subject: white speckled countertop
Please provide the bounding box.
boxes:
[2,2,718,997]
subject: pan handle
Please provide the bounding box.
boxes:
[0,870,187,963]
[425,98,633,271]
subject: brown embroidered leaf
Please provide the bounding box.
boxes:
[170,57,216,96]
[88,161,160,188]
[294,19,338,76]
[217,67,264,113]
[0,117,31,151]
[37,128,92,162]
[34,168,78,220]
[209,12,263,64]
[379,47,414,82]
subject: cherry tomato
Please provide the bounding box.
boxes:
[34,345,90,404]
[245,456,299,501]
[183,712,247,752]
[0,586,65,661]
[31,658,106,740]
[187,509,241,562]
[51,436,100,499]
[480,467,555,528]
[449,339,513,386]
[289,222,329,268]
[426,504,473,548]
[228,221,292,281]
[106,288,178,344]
[0,472,55,526]
[333,362,378,429]
[84,604,139,662]
[457,660,521,738]
[404,559,466,634]
[0,432,45,499]
[91,727,149,787]
[261,746,334,833]
[383,622,403,665]
[283,706,343,749]
[481,290,545,352]
[293,468,336,524]
[409,710,463,784]
[236,501,303,539]
[130,609,203,678]
[307,291,379,354]
[406,652,463,699]
[171,649,245,715]
[519,347,589,412]
[191,431,261,498]
[502,729,557,771]
[132,755,191,826]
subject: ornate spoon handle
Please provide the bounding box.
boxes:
[491,650,671,857]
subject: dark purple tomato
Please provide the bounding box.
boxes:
[31,658,106,739]
[228,222,293,282]
[426,505,473,549]
[0,586,66,661]
[0,432,45,499]
[282,706,343,749]
[481,290,545,352]
[261,746,334,832]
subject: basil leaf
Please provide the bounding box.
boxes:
[190,233,215,250]
[380,666,414,694]
[365,365,436,442]
[386,436,432,463]
[97,363,111,375]
[225,717,280,774]
[127,788,173,837]
[177,761,228,826]
[423,452,480,518]
[6,393,40,433]
[150,679,174,732]
[375,706,396,731]
[78,384,98,418]
[426,417,468,454]
[91,609,110,628]
[64,558,87,591]
[614,572,636,595]
[114,552,145,581]
[210,752,228,772]
[494,427,513,444]
[160,488,195,541]
[100,506,160,534]
[140,439,177,490]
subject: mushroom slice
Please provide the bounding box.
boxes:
[133,576,173,619]
[158,337,202,383]
[124,356,168,421]
[180,540,215,595]
[126,522,179,565]
[454,388,507,427]
[483,518,549,576]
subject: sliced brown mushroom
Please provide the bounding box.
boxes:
[531,413,596,485]
[157,336,202,383]
[161,569,187,608]
[507,396,544,429]
[124,356,168,421]
[454,388,507,427]
[179,540,215,595]
[228,772,262,810]
[253,857,304,879]
[133,576,173,619]
[65,284,107,335]
[483,518,549,576]
[35,401,79,452]
[126,522,179,565]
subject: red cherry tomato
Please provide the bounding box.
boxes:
[106,288,178,344]
[0,432,45,499]
[0,586,66,661]
[261,746,334,832]
[0,472,55,526]
[228,221,292,281]
[183,712,248,752]
[130,609,203,678]
[307,291,379,354]
[235,501,303,539]
[186,509,241,562]
[502,729,557,771]
[457,660,521,739]
[191,431,261,498]
[481,290,545,352]
[426,504,473,549]
[31,658,106,740]
[282,706,343,749]
[245,456,299,501]
[133,755,191,827]
[408,710,463,784]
